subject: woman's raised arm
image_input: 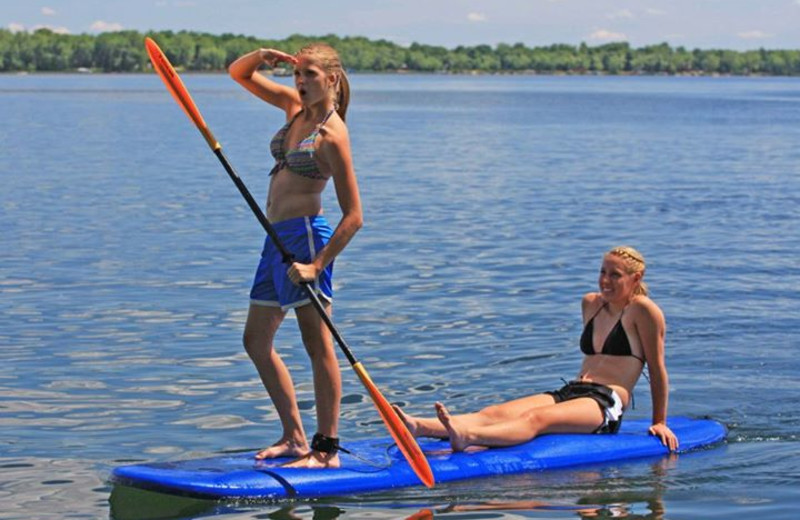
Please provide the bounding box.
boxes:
[229,49,300,114]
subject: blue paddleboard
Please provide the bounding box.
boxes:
[111,416,726,499]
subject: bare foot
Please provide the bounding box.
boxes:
[254,438,309,460]
[435,401,470,452]
[392,404,420,437]
[282,450,340,468]
[393,404,450,439]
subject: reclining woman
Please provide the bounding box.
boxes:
[396,246,679,452]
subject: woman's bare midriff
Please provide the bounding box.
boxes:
[575,355,644,407]
[266,169,328,222]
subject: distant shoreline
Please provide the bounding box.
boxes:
[3,69,793,78]
[3,29,799,76]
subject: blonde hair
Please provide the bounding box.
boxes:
[607,246,648,296]
[296,43,350,121]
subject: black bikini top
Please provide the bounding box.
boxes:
[580,302,645,363]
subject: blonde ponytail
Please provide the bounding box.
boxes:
[336,69,350,122]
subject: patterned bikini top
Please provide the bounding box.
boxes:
[269,109,334,180]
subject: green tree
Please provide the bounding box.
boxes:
[0,29,797,75]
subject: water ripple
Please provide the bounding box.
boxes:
[2,73,800,519]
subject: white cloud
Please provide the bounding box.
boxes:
[41,7,57,16]
[588,29,628,42]
[90,20,124,32]
[8,22,70,34]
[32,24,70,34]
[645,8,666,16]
[467,12,487,23]
[607,9,635,20]
[738,30,772,40]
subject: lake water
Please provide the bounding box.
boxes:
[1,72,799,519]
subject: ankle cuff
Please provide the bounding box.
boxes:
[311,433,340,454]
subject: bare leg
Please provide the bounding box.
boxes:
[436,398,605,451]
[243,304,309,460]
[393,404,450,438]
[435,402,471,451]
[282,301,341,468]
[394,393,559,439]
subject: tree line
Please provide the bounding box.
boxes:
[3,28,800,76]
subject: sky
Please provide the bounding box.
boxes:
[2,0,800,51]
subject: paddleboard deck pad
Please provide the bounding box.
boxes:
[111,416,725,500]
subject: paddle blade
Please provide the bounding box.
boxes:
[352,362,435,488]
[144,37,220,151]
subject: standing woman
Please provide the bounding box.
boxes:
[229,43,362,469]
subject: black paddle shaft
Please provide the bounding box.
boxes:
[212,147,359,366]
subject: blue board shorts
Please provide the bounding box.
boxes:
[249,215,334,311]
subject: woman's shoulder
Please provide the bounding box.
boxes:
[581,292,604,313]
[317,113,351,158]
[582,292,602,304]
[318,113,347,140]
[628,295,665,325]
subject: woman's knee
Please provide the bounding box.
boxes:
[242,330,264,359]
[295,309,334,361]
[242,324,278,361]
[242,306,283,358]
[302,338,337,367]
[520,409,545,430]
[479,404,507,420]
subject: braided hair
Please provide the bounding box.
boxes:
[607,246,648,296]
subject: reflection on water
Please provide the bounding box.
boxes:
[400,456,676,520]
[0,457,110,520]
[110,487,211,520]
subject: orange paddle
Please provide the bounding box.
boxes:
[144,37,434,488]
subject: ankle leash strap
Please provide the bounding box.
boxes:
[311,433,351,455]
